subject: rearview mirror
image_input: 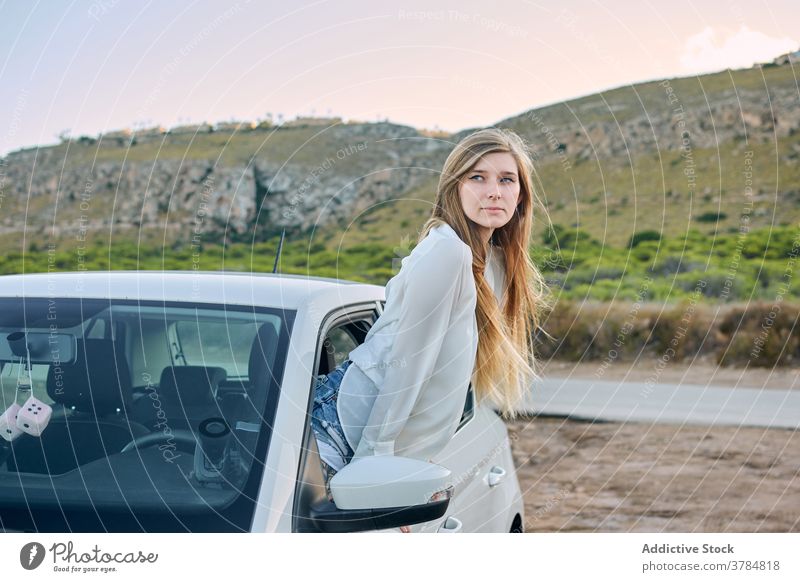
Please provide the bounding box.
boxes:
[0,332,76,365]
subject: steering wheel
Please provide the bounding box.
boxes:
[120,429,197,453]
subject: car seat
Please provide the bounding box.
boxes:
[131,365,227,432]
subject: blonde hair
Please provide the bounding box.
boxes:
[418,127,553,418]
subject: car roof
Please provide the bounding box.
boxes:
[0,270,385,311]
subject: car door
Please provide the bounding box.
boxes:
[369,300,477,533]
[292,303,380,532]
[293,301,510,533]
[418,390,514,533]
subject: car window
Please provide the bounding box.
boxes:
[0,297,294,532]
[458,382,475,431]
[317,311,376,375]
[85,317,107,339]
[175,320,260,378]
[0,363,52,404]
[325,327,359,369]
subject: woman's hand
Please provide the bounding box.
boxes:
[400,525,411,533]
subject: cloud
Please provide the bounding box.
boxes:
[679,25,798,74]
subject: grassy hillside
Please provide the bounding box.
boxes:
[3,63,799,308]
[4,220,798,305]
[501,62,799,128]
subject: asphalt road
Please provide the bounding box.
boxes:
[519,376,800,429]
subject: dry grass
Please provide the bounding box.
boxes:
[539,301,800,368]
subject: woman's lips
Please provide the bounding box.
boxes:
[484,208,504,213]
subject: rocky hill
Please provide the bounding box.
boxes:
[485,63,800,163]
[0,122,450,245]
[1,62,797,250]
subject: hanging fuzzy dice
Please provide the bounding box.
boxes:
[0,403,23,441]
[16,396,52,437]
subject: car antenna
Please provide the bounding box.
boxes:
[272,228,286,273]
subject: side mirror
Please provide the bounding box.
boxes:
[307,456,453,533]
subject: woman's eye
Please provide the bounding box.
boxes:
[469,174,514,184]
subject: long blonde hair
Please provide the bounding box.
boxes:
[418,127,553,418]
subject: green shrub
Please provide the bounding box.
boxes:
[695,211,727,223]
[567,266,625,285]
[628,230,662,248]
[648,255,706,276]
[544,225,598,250]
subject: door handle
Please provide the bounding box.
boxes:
[437,516,463,533]
[488,465,506,487]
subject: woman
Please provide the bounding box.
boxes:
[310,127,552,531]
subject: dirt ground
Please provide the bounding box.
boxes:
[507,359,799,532]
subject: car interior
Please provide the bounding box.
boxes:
[0,301,285,491]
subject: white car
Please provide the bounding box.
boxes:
[0,271,524,533]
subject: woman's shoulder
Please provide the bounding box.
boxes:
[412,230,472,270]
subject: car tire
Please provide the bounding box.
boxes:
[509,515,523,533]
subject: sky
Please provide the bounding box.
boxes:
[1,0,798,156]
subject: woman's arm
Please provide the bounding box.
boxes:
[352,239,470,459]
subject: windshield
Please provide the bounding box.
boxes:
[0,297,294,532]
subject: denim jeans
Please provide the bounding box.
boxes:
[311,358,356,502]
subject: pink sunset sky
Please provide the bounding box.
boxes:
[1,0,798,156]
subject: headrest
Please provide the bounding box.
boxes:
[237,323,279,429]
[45,339,132,414]
[158,366,227,408]
[248,323,278,391]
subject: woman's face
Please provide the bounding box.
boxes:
[457,151,521,244]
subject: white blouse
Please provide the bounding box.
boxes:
[326,222,506,470]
